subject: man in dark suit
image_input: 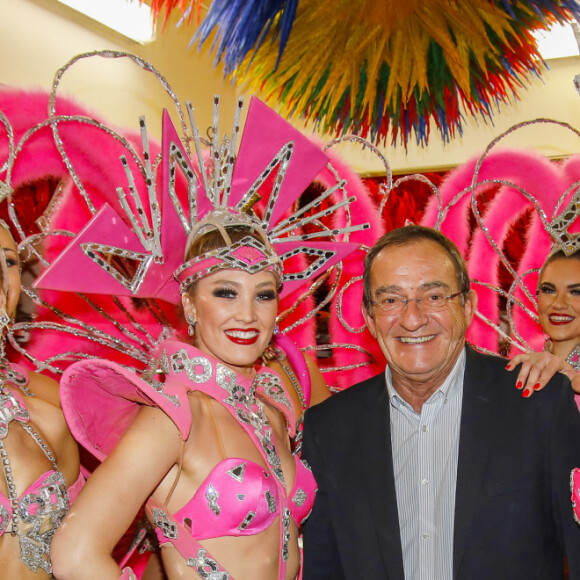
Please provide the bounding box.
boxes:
[302,225,580,580]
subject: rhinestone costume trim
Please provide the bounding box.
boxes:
[0,386,70,574]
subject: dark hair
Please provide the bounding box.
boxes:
[362,225,471,311]
[539,245,580,282]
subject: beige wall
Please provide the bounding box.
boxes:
[2,0,580,175]
[0,0,240,141]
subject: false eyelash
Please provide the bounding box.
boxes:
[212,287,237,299]
[257,291,277,301]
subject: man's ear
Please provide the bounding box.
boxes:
[361,304,377,339]
[463,289,478,326]
[181,293,196,321]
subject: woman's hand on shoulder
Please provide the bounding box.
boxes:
[506,351,580,396]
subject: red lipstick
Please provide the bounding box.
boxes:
[225,328,260,345]
[548,314,574,326]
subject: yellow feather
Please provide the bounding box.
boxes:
[227,0,557,127]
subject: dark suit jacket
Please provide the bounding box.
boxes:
[302,347,580,579]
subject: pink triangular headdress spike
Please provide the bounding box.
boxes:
[230,98,330,227]
[34,96,369,302]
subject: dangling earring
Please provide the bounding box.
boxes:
[187,315,196,337]
[0,308,10,363]
[274,324,280,334]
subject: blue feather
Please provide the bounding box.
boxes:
[193,0,297,73]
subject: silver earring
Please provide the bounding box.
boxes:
[0,308,10,362]
[187,315,196,336]
[274,324,280,334]
[0,308,10,332]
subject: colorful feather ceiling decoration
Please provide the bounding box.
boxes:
[149,0,580,147]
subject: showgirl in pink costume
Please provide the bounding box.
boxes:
[33,67,368,577]
[0,220,82,579]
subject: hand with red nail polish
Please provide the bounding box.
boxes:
[507,350,578,399]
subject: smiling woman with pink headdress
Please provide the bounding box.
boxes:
[506,243,580,526]
[508,244,580,397]
[43,96,366,579]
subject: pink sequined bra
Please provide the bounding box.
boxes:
[0,470,84,536]
[572,468,580,526]
[173,455,314,541]
[0,366,84,575]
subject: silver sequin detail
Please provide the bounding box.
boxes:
[216,364,286,486]
[0,310,10,329]
[0,502,9,534]
[176,236,282,294]
[18,472,70,574]
[0,365,31,397]
[170,349,213,383]
[152,508,178,540]
[81,242,153,295]
[237,510,256,531]
[205,484,221,516]
[281,508,291,562]
[227,462,246,483]
[265,490,276,514]
[217,365,253,407]
[566,343,580,372]
[0,390,29,438]
[148,379,180,406]
[545,189,580,256]
[253,372,291,410]
[187,548,230,580]
[291,488,307,508]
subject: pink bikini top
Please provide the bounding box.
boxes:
[174,455,314,540]
[0,470,84,537]
[0,367,85,575]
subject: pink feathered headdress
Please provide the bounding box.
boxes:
[33,97,367,304]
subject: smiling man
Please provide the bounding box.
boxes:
[302,225,580,580]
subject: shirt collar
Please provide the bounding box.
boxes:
[385,347,466,408]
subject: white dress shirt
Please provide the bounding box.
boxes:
[385,349,465,580]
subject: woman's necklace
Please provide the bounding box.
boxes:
[545,338,580,372]
[566,343,580,372]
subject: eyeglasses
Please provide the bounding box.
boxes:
[371,290,463,315]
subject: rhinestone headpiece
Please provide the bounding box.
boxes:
[545,188,580,256]
[33,96,368,303]
[176,208,283,294]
